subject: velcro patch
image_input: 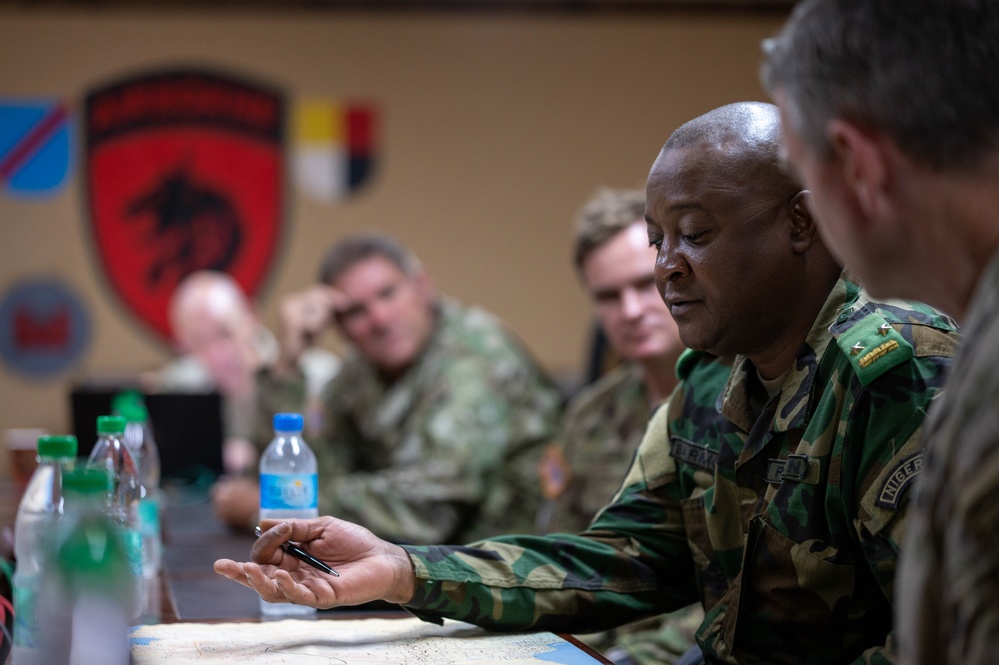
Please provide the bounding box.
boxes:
[764,454,820,485]
[538,444,572,500]
[876,452,923,509]
[670,436,718,472]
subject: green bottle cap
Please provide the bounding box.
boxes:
[96,415,126,435]
[37,435,77,459]
[112,390,147,420]
[115,400,149,424]
[62,467,112,495]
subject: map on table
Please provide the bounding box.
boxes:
[130,616,605,664]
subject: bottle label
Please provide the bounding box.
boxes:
[260,473,318,510]
[13,582,37,647]
[121,528,143,577]
[139,496,161,538]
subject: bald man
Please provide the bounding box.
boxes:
[216,103,958,664]
[150,271,339,473]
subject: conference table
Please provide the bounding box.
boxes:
[0,474,611,665]
[157,478,411,623]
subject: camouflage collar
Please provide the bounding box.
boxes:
[719,273,857,434]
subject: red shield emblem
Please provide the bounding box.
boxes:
[85,69,284,340]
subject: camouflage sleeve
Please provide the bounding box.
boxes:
[320,357,558,544]
[897,424,999,665]
[403,405,700,633]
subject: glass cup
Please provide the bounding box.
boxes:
[5,428,47,495]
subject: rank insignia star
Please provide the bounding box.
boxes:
[851,342,865,355]
[878,323,893,336]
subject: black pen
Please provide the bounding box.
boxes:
[254,526,340,577]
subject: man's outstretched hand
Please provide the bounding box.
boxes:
[213,516,416,609]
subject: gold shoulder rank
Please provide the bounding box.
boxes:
[835,311,914,386]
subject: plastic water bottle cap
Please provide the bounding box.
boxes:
[115,400,149,424]
[273,412,304,432]
[62,468,112,495]
[96,415,127,435]
[37,434,78,459]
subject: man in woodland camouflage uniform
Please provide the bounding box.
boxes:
[762,1,999,662]
[216,103,959,664]
[212,233,563,544]
[537,188,699,665]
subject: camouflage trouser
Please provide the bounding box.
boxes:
[575,604,704,665]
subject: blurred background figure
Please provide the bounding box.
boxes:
[145,271,340,475]
[212,233,563,543]
[538,188,684,533]
[537,188,699,665]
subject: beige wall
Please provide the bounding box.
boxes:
[0,7,788,472]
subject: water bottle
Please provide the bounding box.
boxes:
[114,394,162,581]
[11,434,77,665]
[86,414,142,620]
[258,412,317,617]
[34,468,132,665]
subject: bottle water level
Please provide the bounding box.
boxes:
[258,508,318,617]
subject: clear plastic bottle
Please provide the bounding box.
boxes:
[11,434,77,665]
[258,412,318,617]
[114,393,162,582]
[34,467,132,665]
[85,414,142,620]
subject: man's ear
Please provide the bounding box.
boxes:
[827,118,889,221]
[788,190,817,254]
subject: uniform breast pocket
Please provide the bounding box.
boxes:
[680,493,733,612]
[735,517,856,665]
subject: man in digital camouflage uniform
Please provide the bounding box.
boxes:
[762,1,999,662]
[537,187,699,665]
[216,103,959,664]
[211,233,563,544]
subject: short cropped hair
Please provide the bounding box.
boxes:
[761,0,999,172]
[317,233,422,285]
[572,188,647,272]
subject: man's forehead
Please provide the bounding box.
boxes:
[333,258,415,308]
[335,255,407,284]
[647,146,745,208]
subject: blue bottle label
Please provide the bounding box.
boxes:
[260,473,318,510]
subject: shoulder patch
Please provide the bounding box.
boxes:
[875,452,923,508]
[876,452,923,509]
[538,444,572,500]
[834,309,914,386]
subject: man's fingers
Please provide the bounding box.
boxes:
[213,558,250,587]
[257,518,327,546]
[213,559,280,600]
[274,569,320,606]
[251,521,295,564]
[242,562,291,602]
